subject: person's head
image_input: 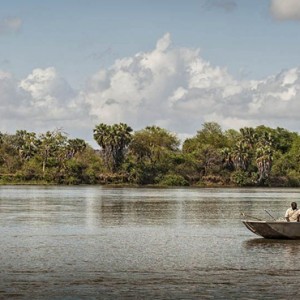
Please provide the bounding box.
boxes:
[291,202,297,210]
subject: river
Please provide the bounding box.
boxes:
[0,186,300,299]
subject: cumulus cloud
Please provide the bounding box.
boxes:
[0,17,22,35]
[20,67,75,110]
[0,67,92,139]
[270,0,300,20]
[2,33,300,144]
[83,32,243,133]
[82,33,300,137]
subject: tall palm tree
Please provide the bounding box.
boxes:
[256,132,274,184]
[38,130,67,175]
[67,138,87,158]
[15,130,39,161]
[93,123,132,172]
[232,140,250,171]
[221,147,234,171]
[240,127,258,149]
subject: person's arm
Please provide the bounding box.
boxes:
[285,209,290,222]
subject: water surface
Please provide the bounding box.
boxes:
[0,186,300,299]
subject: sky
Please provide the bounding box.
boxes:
[1,0,300,145]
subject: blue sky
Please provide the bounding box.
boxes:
[1,0,300,143]
[1,0,299,84]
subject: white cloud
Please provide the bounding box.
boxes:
[0,17,22,35]
[282,68,298,85]
[2,33,300,143]
[0,67,92,139]
[270,0,300,20]
[83,33,244,133]
[82,33,300,136]
[245,69,300,119]
[20,67,75,109]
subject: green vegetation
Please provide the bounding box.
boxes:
[0,122,300,187]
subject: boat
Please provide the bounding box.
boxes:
[243,220,300,239]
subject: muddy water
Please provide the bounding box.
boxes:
[0,186,300,299]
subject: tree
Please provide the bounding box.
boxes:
[196,144,223,177]
[221,147,234,171]
[127,126,180,184]
[240,127,257,149]
[37,129,68,176]
[271,135,300,185]
[228,127,258,173]
[0,133,21,173]
[93,123,132,172]
[254,131,273,184]
[196,122,227,149]
[273,127,297,154]
[67,138,87,158]
[129,126,179,163]
[181,123,228,184]
[14,130,39,161]
[231,140,250,171]
[224,129,241,148]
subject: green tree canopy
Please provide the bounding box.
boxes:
[93,123,132,172]
[127,126,180,184]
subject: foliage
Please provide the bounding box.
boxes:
[195,122,228,148]
[1,122,300,186]
[230,170,255,187]
[93,123,132,172]
[159,174,189,186]
[126,126,180,184]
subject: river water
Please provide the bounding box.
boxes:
[0,186,300,299]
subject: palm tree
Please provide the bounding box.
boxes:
[15,130,39,161]
[221,147,234,171]
[232,140,250,171]
[38,130,68,176]
[93,123,132,172]
[67,138,87,158]
[240,127,257,149]
[256,132,274,184]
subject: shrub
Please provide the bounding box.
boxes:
[159,174,189,186]
[230,170,256,186]
[201,175,224,186]
[287,170,300,187]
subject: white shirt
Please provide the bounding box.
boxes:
[285,208,300,221]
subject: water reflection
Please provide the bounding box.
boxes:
[243,238,300,257]
[1,186,300,299]
[0,186,296,229]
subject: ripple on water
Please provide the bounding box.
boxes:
[1,186,300,299]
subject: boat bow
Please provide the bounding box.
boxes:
[243,220,300,239]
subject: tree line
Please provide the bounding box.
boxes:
[0,122,300,186]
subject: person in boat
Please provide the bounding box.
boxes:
[285,202,300,222]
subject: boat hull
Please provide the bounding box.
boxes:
[243,220,300,239]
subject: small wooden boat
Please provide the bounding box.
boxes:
[243,220,300,239]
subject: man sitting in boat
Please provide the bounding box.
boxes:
[285,202,300,222]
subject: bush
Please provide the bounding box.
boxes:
[201,175,225,186]
[269,176,289,187]
[17,159,43,181]
[159,174,189,186]
[230,170,256,186]
[287,170,300,187]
